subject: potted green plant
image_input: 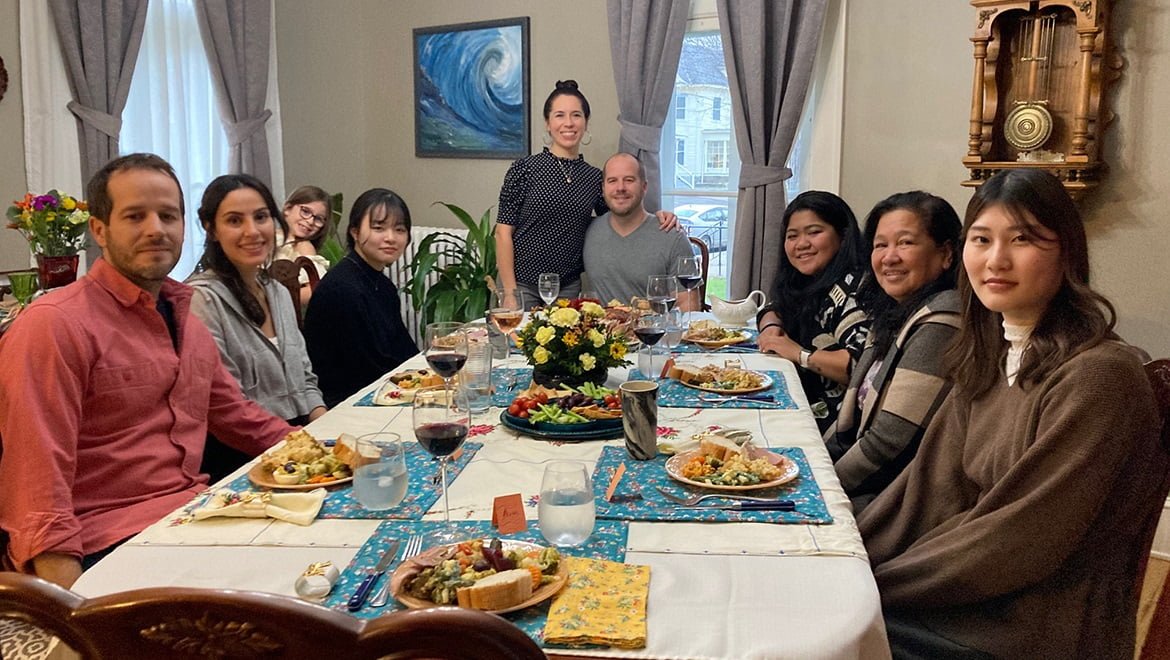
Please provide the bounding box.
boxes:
[405,203,497,334]
[317,191,346,266]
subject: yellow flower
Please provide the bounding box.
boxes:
[587,328,605,348]
[533,346,550,364]
[61,197,77,211]
[563,331,579,347]
[548,307,580,328]
[555,299,571,308]
[610,342,627,359]
[579,353,597,371]
[580,301,605,318]
[535,326,556,346]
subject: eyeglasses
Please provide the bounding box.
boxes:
[297,205,327,227]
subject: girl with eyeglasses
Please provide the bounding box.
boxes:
[275,185,333,306]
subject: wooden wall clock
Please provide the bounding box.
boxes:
[963,0,1119,198]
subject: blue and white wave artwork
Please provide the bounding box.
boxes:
[415,23,527,157]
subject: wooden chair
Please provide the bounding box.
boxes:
[0,573,545,659]
[267,257,320,329]
[1140,358,1170,658]
[687,235,711,311]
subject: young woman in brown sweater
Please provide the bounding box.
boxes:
[857,169,1163,659]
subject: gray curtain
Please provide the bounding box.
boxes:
[717,0,827,297]
[48,0,148,183]
[607,0,688,213]
[195,0,273,187]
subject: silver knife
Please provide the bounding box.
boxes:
[347,539,400,611]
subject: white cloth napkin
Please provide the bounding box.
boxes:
[193,489,326,526]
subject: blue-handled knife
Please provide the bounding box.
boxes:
[681,500,797,512]
[347,539,400,611]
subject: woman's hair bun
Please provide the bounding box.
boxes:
[555,80,580,91]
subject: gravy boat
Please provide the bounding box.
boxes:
[708,290,766,327]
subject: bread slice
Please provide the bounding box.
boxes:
[699,435,742,462]
[666,363,705,385]
[458,569,534,610]
[332,433,377,470]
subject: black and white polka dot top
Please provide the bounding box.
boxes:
[497,148,608,286]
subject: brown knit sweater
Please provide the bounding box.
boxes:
[858,340,1163,659]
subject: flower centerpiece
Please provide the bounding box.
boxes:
[6,190,91,288]
[515,298,632,388]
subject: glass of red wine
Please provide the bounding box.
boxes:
[413,385,471,543]
[634,312,666,379]
[425,322,468,394]
[675,256,704,324]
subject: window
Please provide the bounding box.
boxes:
[712,96,722,121]
[675,138,686,166]
[705,140,728,172]
[675,94,687,120]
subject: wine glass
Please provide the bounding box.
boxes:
[675,256,704,323]
[647,275,677,314]
[538,273,560,307]
[537,461,596,547]
[425,322,467,395]
[413,386,471,543]
[634,313,666,379]
[488,288,526,338]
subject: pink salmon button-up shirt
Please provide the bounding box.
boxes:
[0,258,295,570]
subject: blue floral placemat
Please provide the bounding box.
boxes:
[225,442,481,519]
[591,446,831,524]
[629,369,797,410]
[325,519,630,647]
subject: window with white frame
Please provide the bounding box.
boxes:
[675,138,686,166]
[704,139,728,172]
[675,94,688,120]
[712,96,722,121]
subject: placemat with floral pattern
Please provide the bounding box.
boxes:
[591,445,831,524]
[628,368,797,409]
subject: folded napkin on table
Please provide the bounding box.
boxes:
[543,557,650,649]
[192,488,326,526]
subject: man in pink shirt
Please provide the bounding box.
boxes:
[0,154,295,587]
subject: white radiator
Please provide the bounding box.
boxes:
[387,225,470,344]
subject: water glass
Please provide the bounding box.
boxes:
[460,321,493,414]
[538,461,596,547]
[538,272,560,306]
[662,309,684,351]
[352,433,408,510]
[8,271,38,306]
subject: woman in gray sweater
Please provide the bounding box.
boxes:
[187,175,325,480]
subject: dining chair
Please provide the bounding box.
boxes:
[0,572,545,659]
[267,256,320,329]
[687,235,711,311]
[1137,358,1170,659]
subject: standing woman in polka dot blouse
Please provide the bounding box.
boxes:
[496,80,676,303]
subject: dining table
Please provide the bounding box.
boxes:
[71,326,890,660]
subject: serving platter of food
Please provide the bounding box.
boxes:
[499,383,624,441]
[248,431,362,490]
[681,321,751,348]
[390,538,566,614]
[665,436,799,491]
[667,363,772,395]
[373,368,447,405]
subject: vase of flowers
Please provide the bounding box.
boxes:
[7,190,90,289]
[515,298,632,389]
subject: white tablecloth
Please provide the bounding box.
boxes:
[73,350,889,660]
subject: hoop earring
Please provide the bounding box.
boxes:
[542,131,552,146]
[582,131,593,146]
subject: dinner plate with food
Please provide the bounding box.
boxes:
[665,435,799,491]
[373,368,447,405]
[248,431,369,490]
[499,382,624,440]
[667,363,772,394]
[681,320,751,348]
[390,537,566,614]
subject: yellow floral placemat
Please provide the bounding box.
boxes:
[543,556,650,649]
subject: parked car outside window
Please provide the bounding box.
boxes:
[675,203,728,252]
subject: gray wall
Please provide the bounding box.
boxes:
[841,1,1170,354]
[0,0,31,271]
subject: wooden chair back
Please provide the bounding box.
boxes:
[1137,359,1170,658]
[267,257,320,329]
[0,573,545,659]
[687,235,711,311]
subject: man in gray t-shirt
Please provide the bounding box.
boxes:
[583,153,698,309]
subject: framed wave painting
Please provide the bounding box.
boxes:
[413,17,530,159]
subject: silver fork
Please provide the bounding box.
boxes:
[655,486,777,506]
[371,534,425,607]
[699,394,778,406]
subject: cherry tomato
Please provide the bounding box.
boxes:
[508,403,522,416]
[535,392,549,404]
[525,398,540,411]
[518,409,530,419]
